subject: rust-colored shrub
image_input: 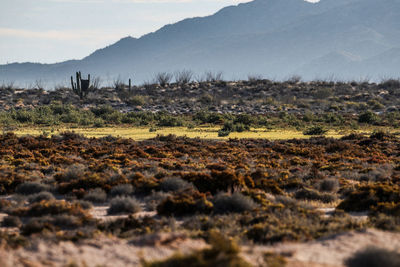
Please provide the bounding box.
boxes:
[337,183,400,212]
[157,189,213,216]
[11,200,88,218]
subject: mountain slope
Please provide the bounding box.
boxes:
[1,0,400,86]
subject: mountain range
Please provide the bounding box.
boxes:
[1,0,400,87]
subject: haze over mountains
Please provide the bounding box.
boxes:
[1,0,400,87]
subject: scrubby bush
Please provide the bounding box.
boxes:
[212,192,257,214]
[218,121,250,137]
[84,188,107,203]
[2,216,21,227]
[358,111,377,124]
[75,200,93,210]
[12,200,86,217]
[159,177,193,192]
[367,99,384,110]
[303,126,327,135]
[345,246,400,267]
[175,70,193,85]
[204,71,223,82]
[52,214,82,229]
[218,129,231,137]
[318,178,339,192]
[28,191,55,203]
[127,95,146,106]
[0,199,12,212]
[144,191,171,211]
[370,213,400,231]
[295,187,336,203]
[22,217,54,235]
[157,190,213,216]
[369,130,393,140]
[337,183,400,213]
[183,170,246,194]
[57,164,85,181]
[264,252,287,267]
[107,196,141,215]
[155,72,173,87]
[156,113,184,127]
[144,231,251,267]
[15,182,49,195]
[110,184,133,197]
[314,88,333,99]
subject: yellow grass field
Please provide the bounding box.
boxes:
[8,126,397,141]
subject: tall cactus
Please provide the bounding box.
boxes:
[71,71,91,100]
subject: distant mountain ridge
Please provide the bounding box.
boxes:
[1,0,400,87]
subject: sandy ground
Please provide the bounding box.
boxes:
[242,228,400,267]
[0,228,399,267]
[0,232,207,267]
[0,199,398,267]
[89,205,157,221]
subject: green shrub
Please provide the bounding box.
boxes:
[14,110,34,123]
[128,95,146,106]
[234,114,253,126]
[358,111,377,124]
[156,114,184,127]
[303,126,327,136]
[91,105,114,117]
[195,112,222,124]
[218,129,231,137]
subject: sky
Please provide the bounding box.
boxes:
[0,0,254,64]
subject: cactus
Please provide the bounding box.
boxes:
[71,71,91,100]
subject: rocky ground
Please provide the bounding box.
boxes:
[1,79,399,114]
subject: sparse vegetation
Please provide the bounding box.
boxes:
[1,78,400,265]
[155,72,173,87]
[143,231,252,267]
[15,182,49,195]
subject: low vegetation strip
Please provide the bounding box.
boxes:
[0,131,399,252]
[9,126,356,140]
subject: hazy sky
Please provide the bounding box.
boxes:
[0,0,254,64]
